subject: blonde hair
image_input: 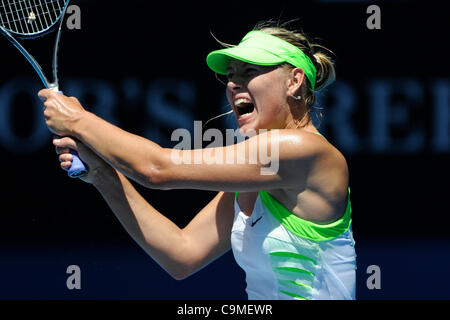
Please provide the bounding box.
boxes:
[253,20,336,113]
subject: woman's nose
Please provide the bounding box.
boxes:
[227,77,244,92]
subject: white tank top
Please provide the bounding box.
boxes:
[231,190,356,300]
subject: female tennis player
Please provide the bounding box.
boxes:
[39,21,356,300]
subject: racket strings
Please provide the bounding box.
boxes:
[0,0,66,35]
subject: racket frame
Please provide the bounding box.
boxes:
[0,1,87,178]
[0,0,70,90]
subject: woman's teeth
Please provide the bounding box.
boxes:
[234,98,254,116]
[235,98,252,106]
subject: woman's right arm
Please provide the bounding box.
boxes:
[58,139,235,280]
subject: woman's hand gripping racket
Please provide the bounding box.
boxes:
[0,0,87,178]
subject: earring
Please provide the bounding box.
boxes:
[292,95,302,101]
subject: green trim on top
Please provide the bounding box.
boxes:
[259,188,352,242]
[280,290,307,300]
[314,131,324,138]
[275,266,315,277]
[269,251,317,264]
[278,279,313,289]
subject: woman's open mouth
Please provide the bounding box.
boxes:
[234,98,255,118]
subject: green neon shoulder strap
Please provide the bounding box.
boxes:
[234,132,351,241]
[258,188,352,242]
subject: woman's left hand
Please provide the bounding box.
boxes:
[38,89,86,136]
[54,136,113,185]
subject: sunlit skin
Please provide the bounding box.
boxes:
[37,59,349,280]
[226,60,317,134]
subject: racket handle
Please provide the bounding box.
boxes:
[53,89,88,178]
[68,149,88,178]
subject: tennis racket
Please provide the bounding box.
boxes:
[0,0,88,178]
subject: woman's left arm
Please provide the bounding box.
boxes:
[40,90,171,187]
[40,90,325,192]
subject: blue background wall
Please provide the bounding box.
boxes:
[0,0,449,299]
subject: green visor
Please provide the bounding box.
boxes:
[206,30,317,90]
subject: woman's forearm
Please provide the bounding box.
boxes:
[73,111,165,188]
[92,167,192,279]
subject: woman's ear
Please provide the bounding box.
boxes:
[287,68,305,97]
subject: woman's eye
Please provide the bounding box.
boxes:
[226,68,258,81]
[245,68,257,74]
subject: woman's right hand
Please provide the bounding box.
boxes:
[54,136,112,184]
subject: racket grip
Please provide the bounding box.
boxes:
[53,90,88,178]
[67,149,88,178]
